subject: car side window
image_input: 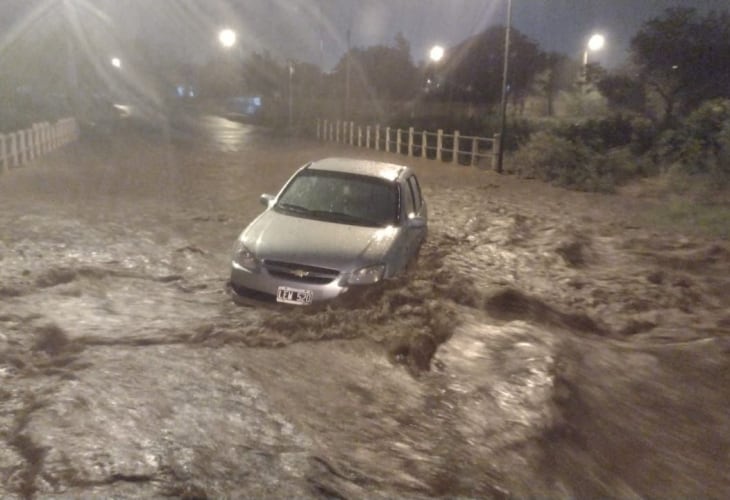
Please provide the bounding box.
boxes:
[407,176,422,212]
[401,181,415,218]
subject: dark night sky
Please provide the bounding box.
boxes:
[1,0,728,70]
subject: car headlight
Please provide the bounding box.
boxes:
[347,264,385,285]
[232,240,258,270]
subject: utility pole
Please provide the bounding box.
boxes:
[288,61,294,130]
[345,28,351,118]
[496,0,512,174]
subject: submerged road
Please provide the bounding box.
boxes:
[1,114,729,498]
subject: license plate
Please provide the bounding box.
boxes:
[276,286,313,305]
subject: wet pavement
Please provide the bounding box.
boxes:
[1,114,729,498]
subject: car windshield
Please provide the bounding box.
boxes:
[275,169,398,227]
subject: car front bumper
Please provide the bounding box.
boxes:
[230,262,351,305]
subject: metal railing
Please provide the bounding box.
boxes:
[316,119,499,169]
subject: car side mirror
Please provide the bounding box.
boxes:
[260,193,275,208]
[406,216,427,229]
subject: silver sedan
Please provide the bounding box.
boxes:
[229,157,427,305]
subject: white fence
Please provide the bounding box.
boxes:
[316,119,499,169]
[0,118,79,173]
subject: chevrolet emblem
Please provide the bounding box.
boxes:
[292,269,310,278]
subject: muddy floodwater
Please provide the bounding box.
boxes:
[1,115,729,498]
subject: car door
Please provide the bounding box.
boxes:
[401,174,427,266]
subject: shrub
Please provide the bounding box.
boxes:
[511,131,611,191]
[656,99,730,177]
[557,114,635,152]
[511,130,651,192]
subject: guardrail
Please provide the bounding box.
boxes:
[316,119,500,169]
[0,117,79,173]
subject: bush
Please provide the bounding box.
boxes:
[510,130,650,192]
[557,114,636,152]
[511,131,609,191]
[656,99,730,178]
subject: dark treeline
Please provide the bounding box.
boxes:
[2,6,730,196]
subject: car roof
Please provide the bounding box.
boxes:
[306,157,408,182]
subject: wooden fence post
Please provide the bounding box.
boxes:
[453,130,460,165]
[436,129,443,162]
[316,119,321,140]
[27,128,35,162]
[335,120,341,143]
[421,131,427,159]
[19,130,28,165]
[408,127,414,157]
[29,126,36,160]
[396,128,401,154]
[329,121,334,142]
[33,124,41,158]
[57,121,64,147]
[385,127,391,152]
[9,133,18,167]
[375,125,380,151]
[471,137,479,167]
[0,134,6,172]
[357,126,362,147]
[43,122,51,154]
[349,121,354,145]
[366,126,371,149]
[492,134,500,170]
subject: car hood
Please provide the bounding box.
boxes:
[240,210,398,271]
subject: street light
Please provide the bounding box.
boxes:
[110,57,121,69]
[218,28,237,49]
[429,45,444,63]
[583,33,605,65]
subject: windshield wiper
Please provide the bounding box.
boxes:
[314,211,380,226]
[277,202,313,215]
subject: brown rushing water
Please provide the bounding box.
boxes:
[1,115,728,498]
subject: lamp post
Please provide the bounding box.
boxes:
[110,57,121,69]
[288,61,294,130]
[496,0,512,174]
[345,28,351,118]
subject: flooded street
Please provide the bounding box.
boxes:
[1,115,728,498]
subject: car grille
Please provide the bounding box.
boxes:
[263,260,340,285]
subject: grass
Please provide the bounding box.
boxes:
[643,199,730,240]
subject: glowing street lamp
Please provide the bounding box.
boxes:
[111,57,121,69]
[218,28,237,49]
[429,45,444,63]
[583,33,605,65]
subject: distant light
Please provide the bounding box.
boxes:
[219,29,237,48]
[111,57,122,68]
[588,34,605,52]
[672,64,679,70]
[429,45,444,62]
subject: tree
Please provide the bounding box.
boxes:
[330,33,419,103]
[596,71,646,114]
[631,7,730,124]
[438,26,544,109]
[533,52,576,116]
